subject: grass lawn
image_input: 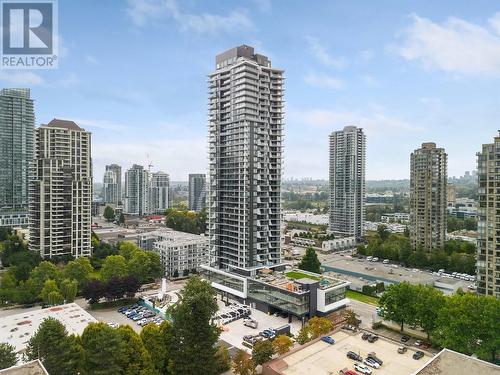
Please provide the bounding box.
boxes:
[346,289,379,306]
[285,271,321,281]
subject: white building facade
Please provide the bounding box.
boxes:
[329,126,366,240]
[124,164,150,215]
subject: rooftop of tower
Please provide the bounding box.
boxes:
[0,88,30,99]
[215,45,271,69]
[43,119,85,131]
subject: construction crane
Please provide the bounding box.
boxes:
[146,153,153,172]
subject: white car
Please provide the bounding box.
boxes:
[354,363,372,374]
[107,322,119,328]
[364,358,380,369]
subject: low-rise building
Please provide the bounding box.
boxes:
[201,266,349,320]
[139,229,208,277]
[381,212,410,224]
[0,360,49,375]
[322,237,356,252]
[291,237,316,247]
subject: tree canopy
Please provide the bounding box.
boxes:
[298,247,321,274]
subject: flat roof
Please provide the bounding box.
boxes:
[0,360,48,375]
[264,330,430,375]
[0,303,96,354]
[413,348,499,375]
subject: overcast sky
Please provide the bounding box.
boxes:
[5,0,500,181]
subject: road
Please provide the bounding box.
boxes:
[348,299,377,328]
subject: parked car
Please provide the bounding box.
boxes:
[363,358,380,369]
[401,335,410,343]
[321,336,335,345]
[354,363,372,375]
[398,346,407,354]
[361,332,370,340]
[367,334,379,343]
[372,257,379,262]
[347,351,363,362]
[413,351,424,360]
[243,318,258,329]
[107,322,118,328]
[367,352,383,366]
[415,339,423,347]
[339,368,358,375]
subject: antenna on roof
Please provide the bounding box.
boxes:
[146,153,153,172]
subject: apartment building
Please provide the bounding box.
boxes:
[124,164,150,215]
[188,173,206,211]
[29,119,92,258]
[0,88,35,228]
[329,126,366,240]
[150,171,170,213]
[477,133,500,298]
[410,143,447,251]
[103,164,121,205]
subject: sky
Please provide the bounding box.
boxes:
[4,0,500,181]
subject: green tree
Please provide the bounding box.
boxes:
[252,339,274,365]
[140,321,173,374]
[116,325,156,374]
[169,276,220,375]
[100,255,128,281]
[214,345,231,374]
[232,350,256,375]
[0,342,16,370]
[296,317,334,344]
[118,213,125,224]
[103,205,115,222]
[63,257,94,287]
[272,335,294,355]
[39,279,61,305]
[118,241,140,260]
[377,225,390,241]
[81,322,126,375]
[298,247,321,274]
[60,278,78,303]
[434,294,500,362]
[26,317,84,375]
[414,285,445,340]
[379,282,417,331]
[29,261,61,291]
[47,290,64,306]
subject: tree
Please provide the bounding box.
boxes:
[60,279,78,303]
[0,342,16,370]
[296,317,334,344]
[232,349,256,375]
[103,205,115,222]
[169,276,220,375]
[127,249,161,283]
[140,321,173,374]
[81,322,126,375]
[116,325,156,374]
[82,279,105,304]
[342,309,361,327]
[39,279,61,305]
[100,255,128,281]
[117,213,125,225]
[377,225,390,241]
[379,282,417,331]
[214,344,231,374]
[252,339,274,365]
[26,317,84,375]
[272,335,294,355]
[118,241,139,260]
[298,247,321,274]
[29,261,61,291]
[414,285,445,340]
[434,293,500,362]
[63,257,94,287]
[172,269,179,278]
[47,291,64,306]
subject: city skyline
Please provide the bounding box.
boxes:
[2,1,498,181]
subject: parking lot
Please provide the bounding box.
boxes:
[268,330,431,375]
[217,297,302,353]
[89,303,165,333]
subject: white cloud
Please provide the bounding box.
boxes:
[397,12,500,75]
[289,108,423,133]
[0,71,44,85]
[304,72,344,89]
[305,36,346,69]
[126,0,254,34]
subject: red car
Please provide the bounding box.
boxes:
[339,369,358,375]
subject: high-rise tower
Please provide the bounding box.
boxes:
[188,173,206,212]
[29,119,92,258]
[207,45,284,273]
[329,126,366,240]
[410,143,447,251]
[0,88,34,228]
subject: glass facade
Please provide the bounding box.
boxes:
[201,268,245,293]
[0,89,34,225]
[248,279,310,316]
[324,286,347,306]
